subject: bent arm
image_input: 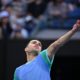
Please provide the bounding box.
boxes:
[47,20,80,58]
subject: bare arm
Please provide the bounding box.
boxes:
[47,20,80,58]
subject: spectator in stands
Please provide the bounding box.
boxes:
[27,0,48,33]
[4,4,17,30]
[1,0,12,7]
[25,14,38,37]
[45,0,76,18]
[11,0,27,15]
[0,10,12,39]
[4,4,25,31]
[64,0,80,7]
[27,0,47,18]
[44,0,76,28]
[10,20,29,39]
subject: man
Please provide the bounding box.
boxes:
[13,20,80,80]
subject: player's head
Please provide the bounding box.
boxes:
[25,40,42,56]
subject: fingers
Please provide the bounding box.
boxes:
[77,20,80,24]
[72,20,80,31]
[76,20,80,28]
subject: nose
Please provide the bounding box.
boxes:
[35,43,39,46]
[35,42,39,46]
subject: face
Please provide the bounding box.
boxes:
[6,7,12,13]
[2,17,9,24]
[25,40,42,54]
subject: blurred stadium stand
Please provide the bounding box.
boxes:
[67,7,80,18]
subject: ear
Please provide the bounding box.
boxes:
[24,46,29,52]
[24,48,26,52]
[24,44,28,52]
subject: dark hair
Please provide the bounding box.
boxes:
[51,0,63,4]
[5,4,13,8]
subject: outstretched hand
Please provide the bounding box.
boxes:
[72,20,80,31]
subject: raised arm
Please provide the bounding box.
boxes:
[47,20,80,58]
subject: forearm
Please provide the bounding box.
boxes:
[53,29,76,47]
[47,28,77,56]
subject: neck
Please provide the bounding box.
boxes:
[26,53,36,62]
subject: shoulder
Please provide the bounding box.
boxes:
[40,49,48,59]
[37,49,48,62]
[40,49,54,69]
[15,63,27,74]
[13,63,27,79]
[15,61,32,74]
[13,62,35,79]
[40,49,47,54]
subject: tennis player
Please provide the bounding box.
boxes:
[13,20,80,80]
